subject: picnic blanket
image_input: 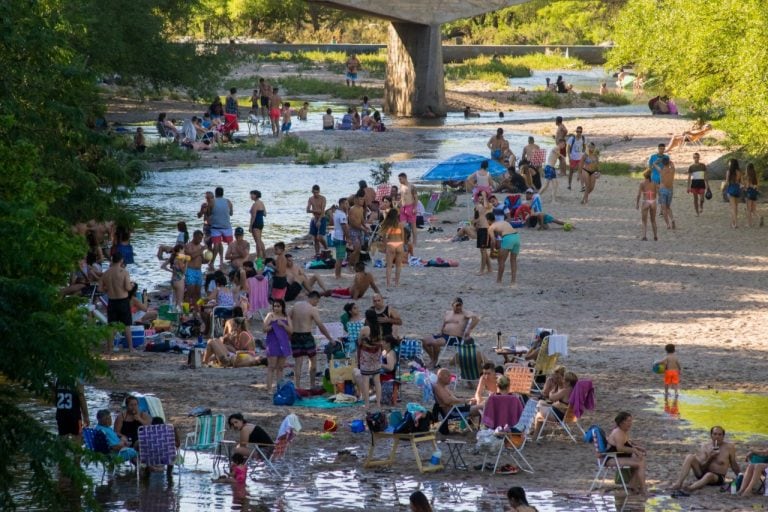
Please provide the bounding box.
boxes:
[292,396,359,409]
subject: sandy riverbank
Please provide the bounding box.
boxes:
[97,161,768,510]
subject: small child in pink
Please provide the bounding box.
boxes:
[212,453,247,484]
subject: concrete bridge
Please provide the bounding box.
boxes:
[307,0,532,116]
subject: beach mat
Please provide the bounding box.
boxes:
[292,396,359,409]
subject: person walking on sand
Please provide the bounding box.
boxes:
[487,212,520,285]
[566,126,586,190]
[659,155,676,230]
[743,162,760,227]
[636,169,658,241]
[579,142,600,205]
[658,343,681,399]
[307,185,328,257]
[345,54,361,86]
[724,158,742,229]
[686,153,709,217]
[554,116,568,175]
[539,139,564,203]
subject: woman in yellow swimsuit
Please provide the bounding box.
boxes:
[379,208,404,287]
[636,169,658,241]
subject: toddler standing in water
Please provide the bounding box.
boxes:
[212,453,247,484]
[659,343,681,398]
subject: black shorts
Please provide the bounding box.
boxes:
[56,417,81,437]
[272,275,288,290]
[107,297,132,326]
[260,96,270,108]
[285,282,303,302]
[476,228,489,248]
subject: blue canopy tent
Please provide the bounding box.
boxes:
[421,153,507,181]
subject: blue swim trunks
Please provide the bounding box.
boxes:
[310,217,327,236]
[659,187,673,207]
[491,149,502,160]
[543,214,554,224]
[281,121,291,133]
[346,71,358,81]
[186,267,203,286]
[500,233,521,254]
[544,165,557,180]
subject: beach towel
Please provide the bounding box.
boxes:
[247,276,270,312]
[481,393,524,429]
[424,258,458,268]
[292,396,358,409]
[569,379,595,419]
[277,413,302,439]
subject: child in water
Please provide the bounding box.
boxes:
[659,343,681,398]
[212,453,247,484]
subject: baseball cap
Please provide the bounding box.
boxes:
[525,188,534,194]
[234,227,244,235]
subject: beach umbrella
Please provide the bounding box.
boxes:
[421,153,507,181]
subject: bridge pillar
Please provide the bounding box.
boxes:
[385,22,445,117]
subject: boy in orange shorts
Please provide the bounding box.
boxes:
[660,343,681,398]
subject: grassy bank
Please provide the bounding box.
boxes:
[446,53,588,89]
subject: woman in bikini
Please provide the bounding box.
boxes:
[636,169,658,241]
[725,158,743,228]
[379,208,405,287]
[161,244,188,311]
[606,411,647,495]
[743,162,760,227]
[579,142,600,205]
[357,309,383,409]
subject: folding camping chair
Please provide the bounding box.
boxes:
[451,341,482,389]
[435,335,462,368]
[481,397,538,474]
[246,413,302,478]
[211,306,234,337]
[586,425,633,494]
[137,424,181,482]
[504,365,535,396]
[536,379,594,443]
[83,427,117,483]
[433,380,475,434]
[183,414,226,466]
[422,191,442,230]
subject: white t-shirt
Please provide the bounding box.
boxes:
[567,135,586,161]
[333,210,347,241]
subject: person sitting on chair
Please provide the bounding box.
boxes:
[94,409,138,463]
[523,331,551,362]
[421,297,479,369]
[433,368,480,432]
[227,412,274,458]
[473,362,499,406]
[532,371,577,438]
[670,425,740,495]
[738,446,768,496]
[607,411,648,495]
[666,123,713,152]
[540,365,566,400]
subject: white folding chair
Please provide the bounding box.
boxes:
[587,425,633,494]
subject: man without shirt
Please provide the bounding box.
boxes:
[307,185,328,257]
[289,291,335,389]
[671,426,740,494]
[555,116,569,176]
[686,153,710,216]
[566,126,586,190]
[225,227,250,269]
[347,192,368,268]
[184,230,205,304]
[659,155,676,230]
[433,368,481,433]
[99,252,134,352]
[421,297,480,368]
[271,242,289,301]
[285,254,328,298]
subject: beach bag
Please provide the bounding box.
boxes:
[394,411,416,434]
[365,411,387,433]
[177,318,201,339]
[476,428,503,454]
[705,188,713,200]
[273,379,300,406]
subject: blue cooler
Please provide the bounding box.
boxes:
[115,326,145,348]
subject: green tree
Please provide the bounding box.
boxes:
[607,0,768,156]
[0,0,226,508]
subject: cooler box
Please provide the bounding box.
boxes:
[115,325,146,348]
[158,304,179,322]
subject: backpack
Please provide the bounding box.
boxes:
[273,379,301,406]
[365,411,387,433]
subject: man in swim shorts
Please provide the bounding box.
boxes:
[670,426,741,495]
[99,252,134,352]
[289,291,336,389]
[307,185,328,257]
[347,192,368,267]
[258,78,271,123]
[332,197,349,279]
[659,155,676,230]
[268,87,281,137]
[421,297,480,368]
[686,153,709,216]
[209,186,233,268]
[345,54,361,86]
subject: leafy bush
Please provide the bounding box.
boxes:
[261,136,310,157]
[532,92,562,108]
[369,161,393,185]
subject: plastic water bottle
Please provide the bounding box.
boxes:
[430,450,441,465]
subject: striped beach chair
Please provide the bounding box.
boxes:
[183,414,226,465]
